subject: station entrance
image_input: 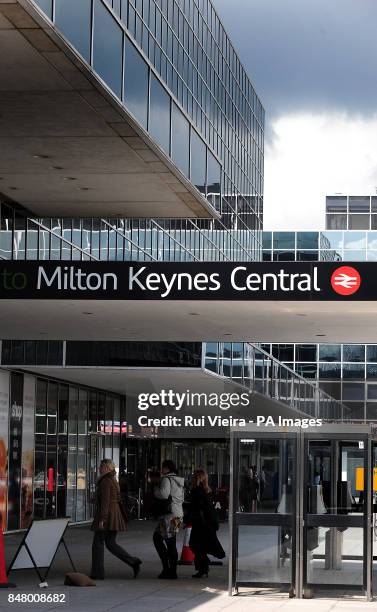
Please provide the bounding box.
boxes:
[229,424,376,599]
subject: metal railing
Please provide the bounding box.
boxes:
[203,342,344,421]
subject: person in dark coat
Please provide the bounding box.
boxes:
[239,467,253,512]
[90,459,142,580]
[188,469,225,578]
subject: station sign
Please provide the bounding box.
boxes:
[0,261,373,300]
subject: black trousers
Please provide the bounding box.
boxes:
[193,550,209,574]
[91,530,139,579]
[153,531,178,571]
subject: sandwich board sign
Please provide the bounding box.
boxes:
[7,518,75,585]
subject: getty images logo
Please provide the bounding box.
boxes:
[331,265,361,296]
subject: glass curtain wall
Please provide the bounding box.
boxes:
[32,378,124,523]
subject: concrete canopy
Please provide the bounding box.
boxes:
[0,299,376,343]
[0,1,218,219]
[7,365,311,437]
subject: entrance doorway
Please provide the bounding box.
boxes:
[229,424,374,600]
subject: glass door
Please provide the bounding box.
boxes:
[230,431,298,593]
[303,433,372,598]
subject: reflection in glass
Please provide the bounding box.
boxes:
[366,345,377,363]
[343,344,365,362]
[34,0,52,18]
[342,364,365,380]
[190,129,206,193]
[319,344,341,362]
[318,363,341,379]
[320,231,343,250]
[326,196,347,212]
[348,214,369,230]
[296,232,318,249]
[273,232,295,250]
[349,196,370,212]
[55,0,92,62]
[124,38,148,128]
[206,151,221,196]
[149,75,171,153]
[343,231,366,250]
[326,214,347,230]
[367,232,377,250]
[93,0,123,98]
[307,527,363,586]
[171,104,189,177]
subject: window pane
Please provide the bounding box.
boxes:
[273,250,295,261]
[326,196,347,212]
[296,232,318,249]
[342,364,365,380]
[343,231,366,250]
[190,129,206,193]
[318,363,341,379]
[326,214,347,230]
[296,344,317,362]
[124,38,149,128]
[343,383,365,400]
[297,250,318,261]
[206,150,221,195]
[55,0,92,62]
[93,0,123,98]
[343,345,365,362]
[262,232,272,249]
[348,214,369,230]
[349,196,370,213]
[371,197,377,213]
[149,75,171,153]
[34,0,52,18]
[273,232,295,249]
[171,104,189,177]
[367,345,377,363]
[320,231,343,249]
[319,344,341,362]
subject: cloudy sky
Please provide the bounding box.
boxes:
[214,0,377,229]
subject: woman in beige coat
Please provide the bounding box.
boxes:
[90,459,142,580]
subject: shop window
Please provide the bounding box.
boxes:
[124,38,149,128]
[190,129,206,194]
[171,104,190,177]
[93,0,123,99]
[55,0,92,62]
[149,75,171,154]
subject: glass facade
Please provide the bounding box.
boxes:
[0,367,125,531]
[326,195,377,231]
[1,202,256,262]
[31,0,264,260]
[262,227,377,422]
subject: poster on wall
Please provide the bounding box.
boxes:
[0,369,9,531]
[7,372,23,531]
[21,375,35,529]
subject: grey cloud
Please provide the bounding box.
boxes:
[213,0,377,120]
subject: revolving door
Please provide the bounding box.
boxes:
[229,424,374,600]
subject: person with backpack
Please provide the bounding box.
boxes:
[152,460,184,579]
[187,469,225,578]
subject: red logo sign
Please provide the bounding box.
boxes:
[331,266,361,296]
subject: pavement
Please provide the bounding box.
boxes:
[0,522,376,612]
